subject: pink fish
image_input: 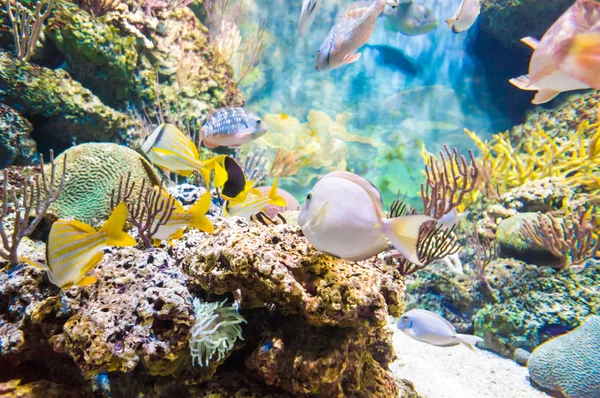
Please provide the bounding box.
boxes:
[316,0,396,71]
[510,0,600,104]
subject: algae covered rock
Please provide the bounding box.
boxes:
[0,104,37,167]
[0,52,134,150]
[246,316,400,398]
[175,218,404,329]
[47,143,161,224]
[474,261,600,357]
[45,0,141,107]
[528,316,600,398]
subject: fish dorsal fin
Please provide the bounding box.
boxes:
[413,309,457,334]
[344,1,374,18]
[67,220,97,234]
[158,187,183,211]
[323,171,384,211]
[520,37,539,50]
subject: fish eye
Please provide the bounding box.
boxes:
[317,49,321,53]
[307,193,312,201]
[256,119,261,124]
[402,316,408,321]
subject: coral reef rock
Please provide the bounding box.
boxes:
[479,0,573,48]
[0,104,37,167]
[0,51,134,151]
[47,143,161,224]
[528,316,600,398]
[245,316,401,398]
[474,260,599,357]
[175,218,405,329]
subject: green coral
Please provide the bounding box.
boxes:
[474,262,599,357]
[0,51,134,147]
[528,316,600,398]
[46,0,142,106]
[47,143,161,224]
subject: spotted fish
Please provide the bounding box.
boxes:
[201,107,268,149]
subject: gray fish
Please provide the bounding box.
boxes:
[383,1,438,36]
[201,107,268,149]
[396,309,483,350]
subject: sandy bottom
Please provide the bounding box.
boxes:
[388,322,549,398]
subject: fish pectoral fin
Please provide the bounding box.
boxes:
[203,141,219,149]
[520,36,539,50]
[309,202,329,233]
[80,251,105,276]
[21,256,48,270]
[509,75,539,91]
[342,53,361,65]
[76,275,98,287]
[532,89,560,104]
[456,334,484,351]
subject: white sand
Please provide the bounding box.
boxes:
[388,323,550,398]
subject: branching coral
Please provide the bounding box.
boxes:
[465,114,600,197]
[189,298,246,367]
[235,16,268,86]
[6,0,54,62]
[419,145,479,217]
[77,0,120,16]
[385,198,460,276]
[110,173,176,248]
[520,207,599,269]
[467,232,500,301]
[269,148,302,178]
[0,150,66,265]
[234,149,267,185]
[142,0,193,16]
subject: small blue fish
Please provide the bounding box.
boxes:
[201,107,268,149]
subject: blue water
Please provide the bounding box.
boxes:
[236,0,510,203]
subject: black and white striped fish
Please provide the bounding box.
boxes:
[201,107,268,149]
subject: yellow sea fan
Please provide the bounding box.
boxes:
[213,21,242,65]
[465,111,600,198]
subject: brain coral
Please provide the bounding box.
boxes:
[48,143,161,224]
[528,316,600,398]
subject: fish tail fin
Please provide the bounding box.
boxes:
[382,215,433,266]
[189,192,214,233]
[456,334,483,351]
[100,202,137,247]
[268,178,287,207]
[564,33,600,88]
[445,17,456,29]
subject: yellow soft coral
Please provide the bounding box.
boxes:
[465,114,600,197]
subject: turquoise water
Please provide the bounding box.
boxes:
[236,0,510,203]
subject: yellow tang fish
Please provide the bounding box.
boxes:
[34,202,136,289]
[226,179,287,219]
[152,189,214,245]
[141,124,228,187]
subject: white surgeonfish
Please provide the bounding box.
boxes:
[396,309,483,350]
[445,0,480,33]
[299,0,322,37]
[298,171,433,263]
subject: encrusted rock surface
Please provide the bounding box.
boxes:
[175,217,405,329]
[246,316,400,398]
[474,260,600,357]
[0,104,37,168]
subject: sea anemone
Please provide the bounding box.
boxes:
[189,298,246,367]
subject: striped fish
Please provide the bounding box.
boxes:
[316,0,393,71]
[152,189,214,245]
[41,202,136,289]
[299,0,322,37]
[226,179,287,219]
[141,124,228,188]
[201,107,268,149]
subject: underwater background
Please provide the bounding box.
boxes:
[0,0,598,397]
